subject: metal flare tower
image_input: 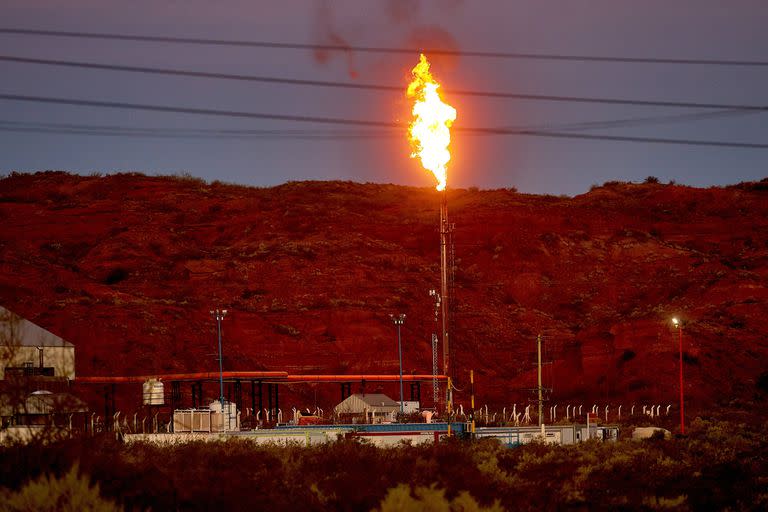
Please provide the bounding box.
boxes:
[439,191,451,379]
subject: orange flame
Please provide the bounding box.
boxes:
[407,54,457,191]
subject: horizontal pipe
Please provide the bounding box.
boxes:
[285,374,447,382]
[75,373,446,384]
[75,371,288,384]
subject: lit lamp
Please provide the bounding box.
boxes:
[390,314,406,416]
[211,309,228,429]
[672,317,685,434]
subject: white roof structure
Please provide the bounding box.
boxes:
[24,392,88,415]
[334,393,400,416]
[0,306,73,348]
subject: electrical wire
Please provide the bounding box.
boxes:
[0,120,390,136]
[2,28,767,66]
[1,55,766,111]
[481,130,768,149]
[514,109,761,132]
[0,126,392,140]
[1,94,766,148]
[0,93,399,128]
[0,120,396,139]
[0,108,755,139]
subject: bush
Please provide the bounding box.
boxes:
[103,268,128,285]
[620,349,636,362]
[757,371,768,393]
[376,484,503,512]
[0,420,766,511]
[0,464,120,512]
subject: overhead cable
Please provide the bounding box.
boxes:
[0,108,758,139]
[1,94,765,148]
[1,55,766,111]
[1,28,766,66]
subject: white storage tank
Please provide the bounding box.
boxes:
[209,400,239,432]
[142,379,165,405]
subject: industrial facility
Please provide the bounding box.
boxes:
[0,58,647,448]
[0,305,75,380]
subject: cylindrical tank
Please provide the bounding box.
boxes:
[142,379,164,405]
[209,400,239,431]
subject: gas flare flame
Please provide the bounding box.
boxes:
[407,54,457,191]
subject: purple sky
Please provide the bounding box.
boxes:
[1,0,766,195]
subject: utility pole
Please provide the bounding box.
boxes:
[390,314,406,416]
[211,309,228,430]
[672,318,685,434]
[470,369,475,435]
[537,334,543,427]
[446,376,453,436]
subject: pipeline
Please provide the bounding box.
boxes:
[76,372,447,384]
[76,371,288,383]
[285,374,447,383]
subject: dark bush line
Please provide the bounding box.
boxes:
[1,418,767,511]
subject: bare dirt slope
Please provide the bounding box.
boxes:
[1,172,767,412]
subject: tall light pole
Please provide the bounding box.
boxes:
[429,289,440,409]
[672,317,685,434]
[211,308,228,430]
[537,334,544,427]
[390,314,406,416]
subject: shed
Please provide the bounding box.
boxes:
[334,393,399,423]
[0,306,75,380]
[1,390,88,427]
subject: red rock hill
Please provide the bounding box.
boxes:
[1,172,767,413]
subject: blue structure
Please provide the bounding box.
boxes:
[276,422,466,434]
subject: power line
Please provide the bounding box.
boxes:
[0,93,399,128]
[486,109,761,137]
[0,108,756,139]
[0,120,394,138]
[0,126,392,140]
[482,129,768,149]
[0,120,373,134]
[1,28,767,67]
[1,55,767,111]
[521,109,761,132]
[0,94,766,148]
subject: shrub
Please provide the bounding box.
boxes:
[274,324,301,338]
[103,268,128,285]
[375,483,503,512]
[620,349,636,362]
[757,371,768,393]
[0,464,120,512]
[0,421,766,510]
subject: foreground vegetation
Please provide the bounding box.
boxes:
[0,418,766,511]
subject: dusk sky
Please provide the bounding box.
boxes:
[1,0,766,195]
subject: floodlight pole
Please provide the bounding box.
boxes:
[537,334,543,427]
[391,314,406,416]
[673,318,685,434]
[211,309,228,430]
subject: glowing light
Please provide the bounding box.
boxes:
[407,54,457,191]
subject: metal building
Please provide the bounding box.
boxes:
[475,424,619,446]
[333,393,400,423]
[0,306,75,380]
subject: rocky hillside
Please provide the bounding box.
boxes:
[1,171,767,413]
